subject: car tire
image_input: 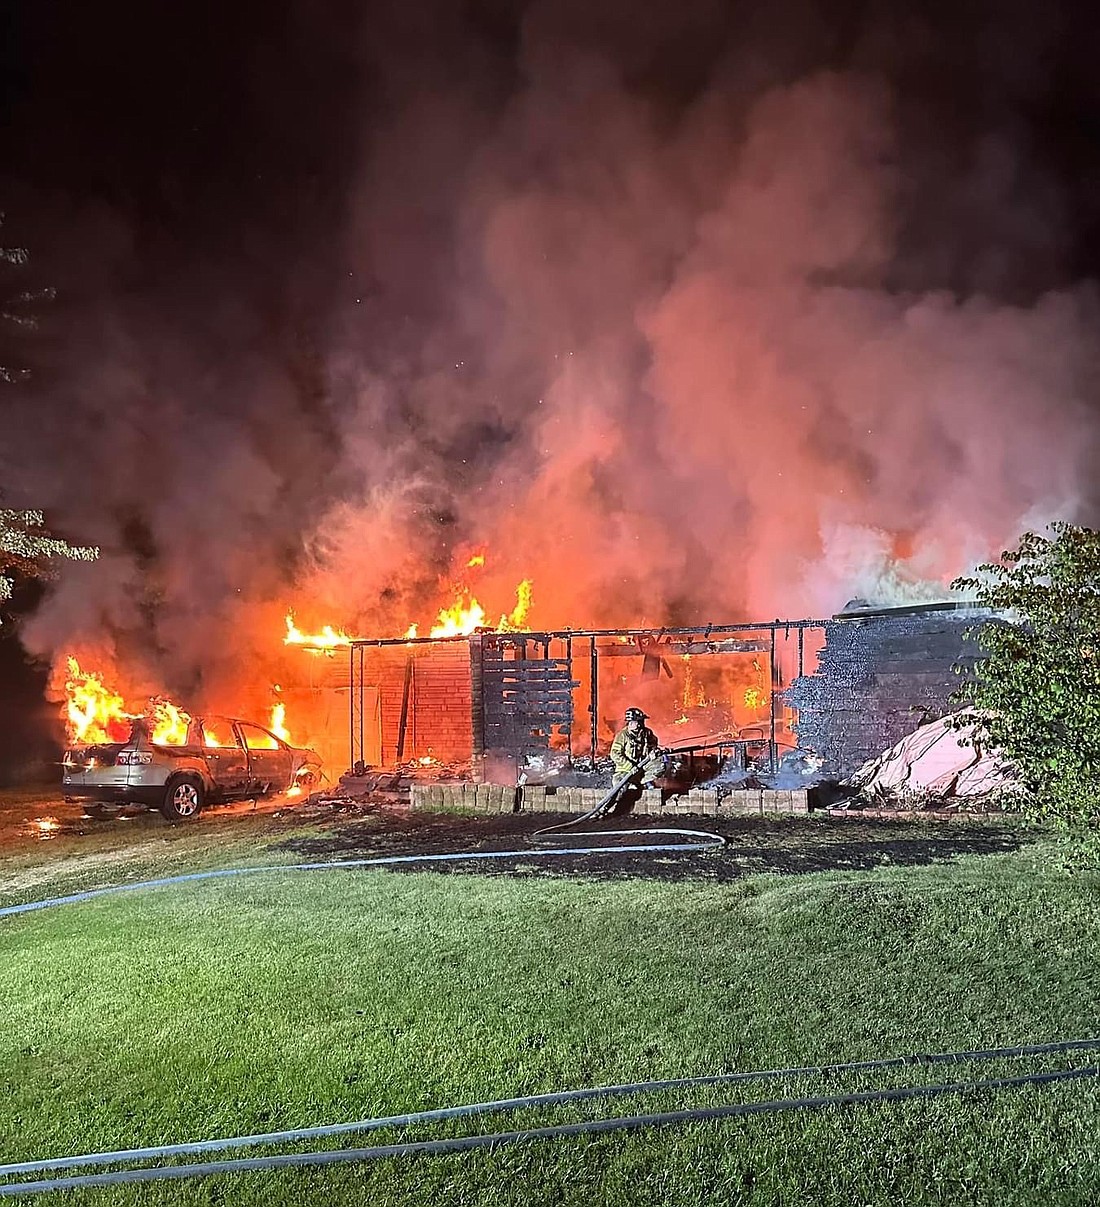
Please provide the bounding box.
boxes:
[161,775,205,822]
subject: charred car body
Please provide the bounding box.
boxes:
[62,714,322,821]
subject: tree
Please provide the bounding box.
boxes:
[0,509,98,617]
[0,219,97,616]
[0,213,54,384]
[952,523,1100,830]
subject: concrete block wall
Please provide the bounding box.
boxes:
[409,782,518,812]
[784,605,992,778]
[409,783,808,816]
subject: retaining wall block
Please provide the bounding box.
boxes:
[638,789,662,814]
[724,789,764,815]
[521,785,546,813]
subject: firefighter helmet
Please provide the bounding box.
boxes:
[624,707,648,722]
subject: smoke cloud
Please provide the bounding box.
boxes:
[3,0,1099,712]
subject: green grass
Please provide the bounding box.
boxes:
[2,826,1100,1204]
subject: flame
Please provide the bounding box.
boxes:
[427,579,534,639]
[203,729,221,747]
[498,579,533,631]
[64,657,135,745]
[404,623,419,639]
[744,687,763,710]
[149,697,191,745]
[271,701,291,742]
[284,611,353,650]
[429,592,487,638]
[467,554,485,568]
[63,657,196,746]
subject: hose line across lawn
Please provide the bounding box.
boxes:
[2,820,1097,1196]
[0,823,725,920]
[0,1048,1097,1197]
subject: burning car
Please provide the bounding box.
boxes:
[62,713,322,821]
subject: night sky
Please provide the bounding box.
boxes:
[2,0,1100,781]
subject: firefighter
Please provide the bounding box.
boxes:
[610,707,665,789]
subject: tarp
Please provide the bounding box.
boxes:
[845,712,1016,801]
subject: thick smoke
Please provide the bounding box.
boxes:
[4,0,1099,713]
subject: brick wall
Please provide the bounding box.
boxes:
[363,643,473,764]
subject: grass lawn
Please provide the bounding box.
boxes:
[1,810,1099,1204]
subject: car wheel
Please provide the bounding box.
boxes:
[161,775,205,822]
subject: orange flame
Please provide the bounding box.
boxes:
[63,657,194,746]
[64,657,134,745]
[429,592,487,638]
[271,701,291,742]
[427,579,534,639]
[284,611,353,650]
[149,697,191,745]
[498,579,533,631]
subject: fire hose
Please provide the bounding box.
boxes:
[528,746,723,848]
[0,1039,1097,1196]
[0,772,1090,1194]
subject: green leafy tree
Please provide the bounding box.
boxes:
[0,219,96,616]
[953,523,1100,830]
[0,213,54,384]
[0,509,98,617]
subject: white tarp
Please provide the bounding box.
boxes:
[846,712,1016,801]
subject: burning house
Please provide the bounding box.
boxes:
[340,621,825,784]
[54,588,993,804]
[277,600,993,793]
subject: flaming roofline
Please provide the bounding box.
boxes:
[343,617,831,648]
